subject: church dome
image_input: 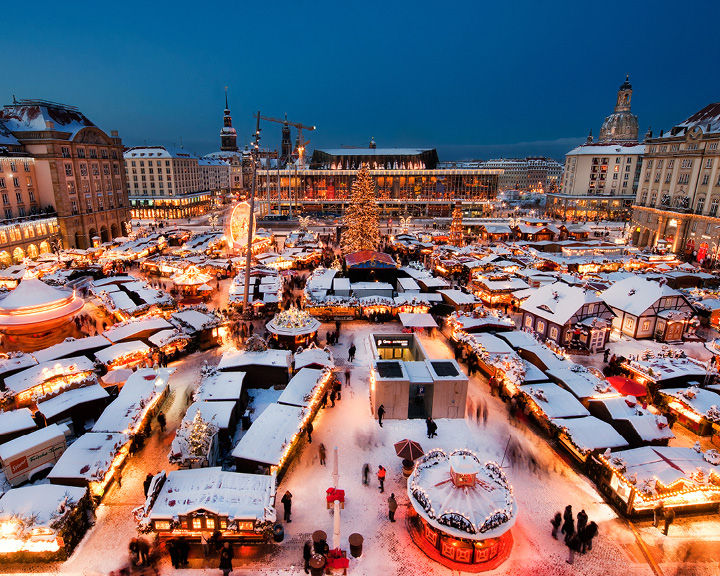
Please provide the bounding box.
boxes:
[599,111,639,142]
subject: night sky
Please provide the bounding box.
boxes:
[6,0,720,160]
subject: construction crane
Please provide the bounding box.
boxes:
[258,114,316,168]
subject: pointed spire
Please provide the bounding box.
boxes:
[224,86,229,110]
[586,129,593,144]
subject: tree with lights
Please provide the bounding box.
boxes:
[341,164,380,254]
[449,203,464,246]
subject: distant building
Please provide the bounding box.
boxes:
[631,102,720,261]
[547,77,644,220]
[198,157,230,200]
[205,89,247,196]
[124,146,212,219]
[256,142,501,217]
[0,99,129,249]
[469,158,563,192]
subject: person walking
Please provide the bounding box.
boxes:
[581,520,598,552]
[167,539,179,568]
[377,404,385,427]
[303,540,312,574]
[429,419,438,438]
[388,493,398,522]
[551,512,562,539]
[377,465,386,493]
[306,421,313,444]
[653,501,664,528]
[319,443,327,466]
[330,388,337,407]
[345,367,351,387]
[136,537,150,565]
[157,411,166,433]
[143,473,153,497]
[348,343,356,362]
[281,491,293,523]
[566,532,581,565]
[561,506,575,544]
[219,541,234,576]
[425,417,433,439]
[576,509,588,535]
[362,463,370,486]
[177,536,189,567]
[663,507,675,535]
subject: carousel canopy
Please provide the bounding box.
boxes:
[345,251,397,269]
[171,265,213,287]
[266,307,321,337]
[0,278,83,329]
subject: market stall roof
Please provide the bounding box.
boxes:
[0,354,38,381]
[92,368,172,434]
[5,356,96,395]
[95,341,151,366]
[590,397,675,443]
[195,372,245,403]
[100,368,134,386]
[218,348,292,371]
[36,383,109,421]
[438,289,480,307]
[553,416,629,453]
[519,382,590,419]
[345,250,397,269]
[171,309,221,334]
[448,311,515,332]
[662,387,720,420]
[520,282,605,326]
[0,408,35,438]
[0,484,87,528]
[48,432,129,485]
[266,308,321,337]
[469,333,514,355]
[33,335,111,363]
[546,366,614,400]
[0,423,67,463]
[103,317,174,343]
[393,292,443,305]
[623,357,707,384]
[606,376,647,397]
[277,368,327,408]
[293,347,334,370]
[148,329,189,349]
[232,403,305,467]
[146,467,275,523]
[398,312,438,329]
[185,401,236,430]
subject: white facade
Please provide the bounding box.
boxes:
[124,146,204,199]
[198,157,230,192]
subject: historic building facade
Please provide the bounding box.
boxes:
[205,89,246,196]
[0,100,129,249]
[547,77,644,220]
[465,157,563,192]
[125,146,213,220]
[631,102,720,263]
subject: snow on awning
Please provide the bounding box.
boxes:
[399,312,438,329]
[232,403,304,467]
[94,341,150,366]
[36,383,109,420]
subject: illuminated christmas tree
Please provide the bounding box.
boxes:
[449,203,464,246]
[341,164,380,254]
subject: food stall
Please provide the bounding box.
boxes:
[658,386,720,436]
[94,341,151,371]
[265,307,320,351]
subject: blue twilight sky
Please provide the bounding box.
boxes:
[4,0,720,160]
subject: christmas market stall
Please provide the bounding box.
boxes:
[232,402,306,477]
[217,343,292,388]
[620,353,709,391]
[658,386,720,436]
[47,431,130,500]
[0,407,36,444]
[0,484,91,561]
[394,293,442,315]
[406,449,516,571]
[103,317,174,345]
[169,408,222,469]
[35,383,109,430]
[4,356,97,410]
[293,345,334,371]
[33,335,112,364]
[265,306,320,351]
[148,329,190,360]
[445,310,515,340]
[94,341,151,371]
[588,396,675,447]
[592,445,720,517]
[277,367,333,409]
[170,308,225,350]
[0,423,68,486]
[136,467,276,544]
[553,416,628,465]
[517,382,589,434]
[438,289,481,313]
[0,354,38,392]
[171,266,214,299]
[194,370,247,409]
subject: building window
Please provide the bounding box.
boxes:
[61,147,70,158]
[703,174,710,185]
[90,149,97,159]
[80,164,88,176]
[64,164,73,177]
[28,190,34,202]
[536,320,545,333]
[12,177,19,187]
[624,317,635,329]
[697,197,705,213]
[77,148,85,158]
[710,198,719,217]
[4,208,11,219]
[15,192,22,203]
[549,326,559,340]
[71,200,78,215]
[23,161,30,172]
[192,518,202,530]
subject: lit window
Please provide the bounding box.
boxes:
[154,520,171,530]
[206,518,215,529]
[192,518,202,529]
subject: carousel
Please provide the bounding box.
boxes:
[171,266,214,299]
[0,276,84,351]
[265,306,320,351]
[407,449,516,571]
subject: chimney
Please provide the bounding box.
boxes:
[111,130,119,138]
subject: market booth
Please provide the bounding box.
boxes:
[137,467,276,543]
[659,386,720,436]
[265,306,321,351]
[407,449,516,571]
[0,484,91,561]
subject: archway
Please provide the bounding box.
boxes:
[12,247,24,263]
[27,244,38,258]
[39,240,50,254]
[100,226,109,243]
[110,223,119,239]
[75,231,84,249]
[640,229,650,248]
[0,251,11,267]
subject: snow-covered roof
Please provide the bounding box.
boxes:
[318,147,433,156]
[0,408,35,438]
[293,347,334,370]
[171,309,221,333]
[195,372,245,402]
[184,401,236,430]
[565,143,645,156]
[590,397,675,442]
[0,423,66,462]
[670,102,720,136]
[5,356,96,394]
[277,368,327,408]
[95,341,150,366]
[124,145,197,159]
[147,467,275,523]
[0,101,97,139]
[601,276,683,316]
[662,387,720,421]
[232,403,305,467]
[439,289,479,306]
[0,484,88,529]
[399,312,438,328]
[553,416,628,453]
[36,383,109,420]
[33,335,111,363]
[92,368,172,434]
[520,282,604,326]
[48,432,129,484]
[0,354,38,378]
[546,366,611,400]
[103,317,173,343]
[519,382,590,419]
[218,348,292,371]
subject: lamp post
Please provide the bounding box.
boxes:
[242,112,262,317]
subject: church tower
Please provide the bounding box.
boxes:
[280,115,292,165]
[220,87,238,152]
[598,75,639,142]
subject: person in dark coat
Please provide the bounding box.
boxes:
[330,388,337,407]
[561,506,575,544]
[136,537,150,565]
[306,421,313,443]
[581,521,598,553]
[167,539,179,568]
[663,508,675,535]
[388,493,398,522]
[551,512,562,539]
[566,532,581,564]
[303,540,312,574]
[319,443,327,466]
[429,419,438,438]
[425,417,433,439]
[348,344,356,362]
[362,463,370,485]
[143,473,153,497]
[281,491,293,523]
[219,541,233,576]
[157,412,166,433]
[377,404,385,427]
[576,509,588,534]
[176,536,189,566]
